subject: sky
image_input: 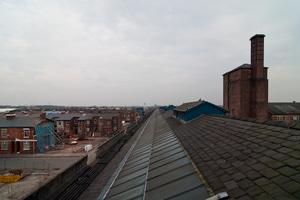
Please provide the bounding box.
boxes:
[0,1,299,107]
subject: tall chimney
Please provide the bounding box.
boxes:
[250,34,265,79]
[250,34,268,120]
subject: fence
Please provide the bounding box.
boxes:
[0,158,49,173]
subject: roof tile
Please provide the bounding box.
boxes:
[162,111,300,199]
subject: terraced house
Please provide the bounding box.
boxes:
[0,113,54,154]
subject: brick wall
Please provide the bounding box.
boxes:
[0,127,37,154]
[223,68,252,117]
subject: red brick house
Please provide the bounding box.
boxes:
[77,114,93,137]
[99,113,122,137]
[223,34,268,120]
[122,108,137,124]
[47,113,81,135]
[0,113,54,154]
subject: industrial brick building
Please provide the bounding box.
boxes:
[223,34,268,120]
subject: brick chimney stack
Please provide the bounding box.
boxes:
[223,34,268,120]
[250,34,265,79]
[40,112,46,120]
[250,34,268,120]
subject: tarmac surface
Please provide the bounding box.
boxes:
[0,137,108,200]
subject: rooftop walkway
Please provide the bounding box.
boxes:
[97,109,210,200]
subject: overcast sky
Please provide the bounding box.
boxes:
[0,1,299,107]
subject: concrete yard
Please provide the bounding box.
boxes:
[0,137,108,200]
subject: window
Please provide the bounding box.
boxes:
[274,116,286,122]
[107,121,111,125]
[66,121,69,125]
[113,119,116,124]
[87,128,90,132]
[1,129,7,138]
[94,119,97,123]
[87,120,90,125]
[24,129,29,138]
[23,141,30,150]
[1,141,8,150]
[66,128,69,132]
[58,121,62,125]
[79,121,82,125]
[291,116,300,123]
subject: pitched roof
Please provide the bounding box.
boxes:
[78,114,94,121]
[173,100,204,112]
[223,63,252,75]
[163,111,300,199]
[0,118,44,128]
[98,110,210,199]
[100,113,120,120]
[269,102,300,115]
[223,63,269,76]
[46,113,82,121]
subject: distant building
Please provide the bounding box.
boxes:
[98,113,122,137]
[164,105,176,111]
[0,113,54,154]
[223,34,268,120]
[173,100,228,122]
[268,102,300,124]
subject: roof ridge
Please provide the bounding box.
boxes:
[205,113,300,130]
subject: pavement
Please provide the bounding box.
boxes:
[0,137,109,200]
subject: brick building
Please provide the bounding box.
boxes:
[0,113,54,154]
[268,102,300,124]
[223,34,268,120]
[77,114,93,137]
[99,113,122,137]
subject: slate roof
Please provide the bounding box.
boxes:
[47,113,82,121]
[0,118,43,128]
[0,113,40,118]
[163,110,300,199]
[78,114,94,121]
[222,63,268,76]
[173,100,205,112]
[269,102,300,115]
[100,113,120,120]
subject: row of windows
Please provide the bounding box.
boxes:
[274,116,300,122]
[57,119,116,126]
[1,141,30,150]
[1,129,30,138]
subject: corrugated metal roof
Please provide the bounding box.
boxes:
[99,110,210,200]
